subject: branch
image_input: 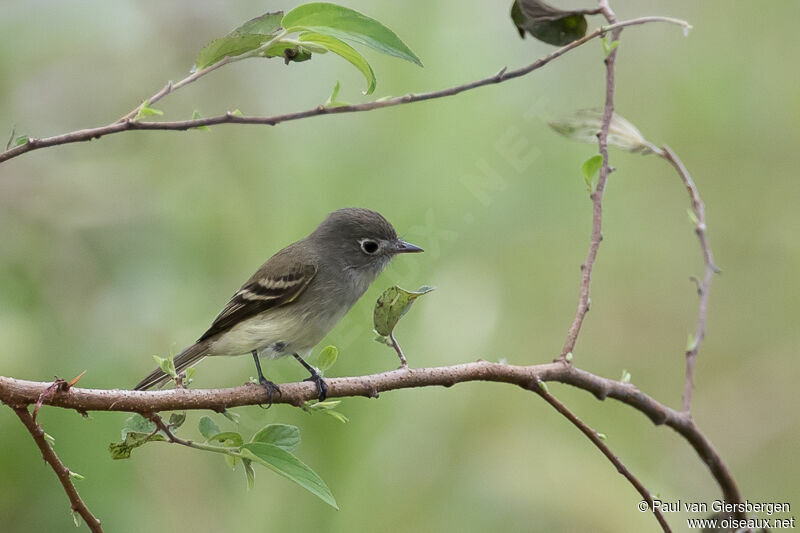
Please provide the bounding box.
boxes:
[532,380,671,532]
[12,406,103,533]
[0,16,689,165]
[0,361,744,520]
[559,0,621,360]
[654,145,720,412]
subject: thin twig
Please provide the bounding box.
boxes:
[559,0,621,360]
[655,145,719,412]
[0,16,688,165]
[388,333,408,367]
[0,361,744,519]
[531,379,671,532]
[12,406,103,533]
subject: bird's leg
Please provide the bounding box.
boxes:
[293,353,328,402]
[252,350,281,407]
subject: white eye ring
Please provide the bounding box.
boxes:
[360,239,379,254]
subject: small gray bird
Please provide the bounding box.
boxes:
[134,208,422,402]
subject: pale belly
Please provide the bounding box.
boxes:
[206,306,345,359]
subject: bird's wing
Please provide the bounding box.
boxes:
[197,255,317,342]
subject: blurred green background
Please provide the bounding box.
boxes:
[1,1,798,531]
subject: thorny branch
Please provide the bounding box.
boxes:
[531,379,671,532]
[0,3,738,531]
[0,16,689,165]
[0,361,744,523]
[560,0,620,361]
[653,146,720,412]
[12,406,103,533]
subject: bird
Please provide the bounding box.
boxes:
[133,208,423,403]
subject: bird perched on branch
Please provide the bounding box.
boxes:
[134,208,423,402]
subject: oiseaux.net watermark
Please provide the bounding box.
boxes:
[638,499,795,529]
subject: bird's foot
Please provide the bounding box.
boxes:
[303,374,328,402]
[258,378,282,408]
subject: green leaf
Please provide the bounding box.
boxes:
[511,0,589,46]
[191,110,210,131]
[243,458,256,489]
[168,412,186,429]
[195,12,284,69]
[152,355,177,379]
[581,154,603,191]
[620,369,632,383]
[597,432,607,440]
[373,285,435,337]
[72,510,81,528]
[537,380,550,393]
[687,208,699,225]
[549,109,655,154]
[601,36,619,57]
[304,399,342,411]
[281,2,422,66]
[299,32,376,94]
[233,12,284,36]
[110,415,166,460]
[198,416,221,440]
[316,345,339,372]
[209,432,244,447]
[69,471,85,481]
[240,443,338,509]
[120,414,156,440]
[230,109,244,117]
[221,409,241,425]
[251,424,301,452]
[321,410,349,424]
[135,100,163,121]
[43,432,56,446]
[15,136,29,147]
[324,81,348,107]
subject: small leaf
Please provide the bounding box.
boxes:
[597,432,607,440]
[120,414,156,440]
[109,417,166,460]
[230,109,243,117]
[198,416,221,440]
[549,109,655,154]
[620,369,631,383]
[511,0,590,46]
[581,154,603,191]
[316,345,339,372]
[135,100,164,121]
[299,32,376,94]
[72,510,81,528]
[209,432,244,447]
[168,412,186,429]
[221,409,240,424]
[251,424,301,452]
[69,471,85,481]
[225,454,239,470]
[565,352,573,362]
[321,410,349,424]
[686,333,696,352]
[305,400,342,411]
[601,36,619,57]
[185,367,197,380]
[15,136,29,147]
[240,443,338,509]
[195,12,284,69]
[281,2,422,66]
[687,208,699,225]
[191,110,210,131]
[373,285,435,337]
[152,355,177,379]
[243,458,256,489]
[43,432,56,446]
[537,381,549,393]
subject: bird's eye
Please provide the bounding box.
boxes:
[360,240,379,254]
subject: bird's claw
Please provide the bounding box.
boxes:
[303,375,328,402]
[258,378,282,408]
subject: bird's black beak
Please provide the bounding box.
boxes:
[394,240,424,254]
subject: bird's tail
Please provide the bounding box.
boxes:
[133,341,209,390]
